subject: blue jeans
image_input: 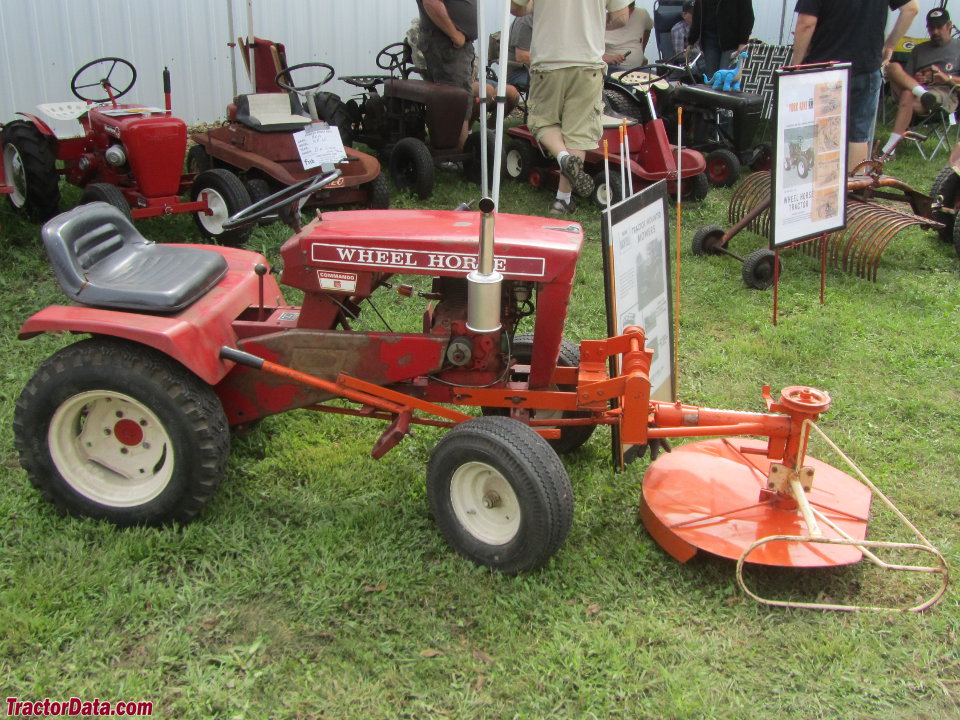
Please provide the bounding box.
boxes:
[699,30,737,78]
[848,69,882,145]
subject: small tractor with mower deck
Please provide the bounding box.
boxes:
[12,176,946,610]
[189,38,389,213]
[1,57,252,244]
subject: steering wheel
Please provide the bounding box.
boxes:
[221,170,343,231]
[376,42,407,74]
[275,62,336,93]
[71,57,137,103]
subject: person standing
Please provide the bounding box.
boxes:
[603,2,654,72]
[790,0,919,172]
[507,13,535,90]
[511,0,631,215]
[687,0,754,76]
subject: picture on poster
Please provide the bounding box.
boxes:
[771,65,849,248]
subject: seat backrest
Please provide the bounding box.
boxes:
[654,0,685,60]
[42,203,148,297]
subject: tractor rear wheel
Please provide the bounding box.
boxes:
[691,225,727,256]
[2,120,60,221]
[486,334,596,454]
[190,169,252,245]
[186,143,213,174]
[930,166,960,243]
[313,90,355,147]
[602,87,642,119]
[591,171,624,210]
[14,338,229,526]
[389,137,434,199]
[243,177,277,226]
[705,149,741,187]
[426,416,573,573]
[80,183,132,221]
[364,172,391,209]
[749,142,773,172]
[742,248,782,290]
[505,138,536,182]
[463,129,501,186]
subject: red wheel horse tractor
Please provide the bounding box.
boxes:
[189,38,389,213]
[1,57,252,244]
[12,180,945,609]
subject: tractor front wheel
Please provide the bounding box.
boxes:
[591,171,624,210]
[505,138,536,182]
[742,248,783,290]
[80,183,132,221]
[682,172,710,201]
[191,169,252,245]
[2,120,60,221]
[389,137,435,199]
[14,338,229,526]
[427,416,573,574]
[705,149,741,187]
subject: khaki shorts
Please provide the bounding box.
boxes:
[527,66,604,152]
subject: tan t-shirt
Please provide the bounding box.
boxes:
[604,7,653,65]
[513,0,632,71]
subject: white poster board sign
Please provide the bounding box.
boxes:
[771,64,849,248]
[602,181,674,469]
[293,123,346,170]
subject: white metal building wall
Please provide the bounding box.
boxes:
[0,1,951,126]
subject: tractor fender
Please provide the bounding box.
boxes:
[15,112,56,137]
[19,246,282,387]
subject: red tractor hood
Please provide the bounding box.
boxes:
[280,209,584,291]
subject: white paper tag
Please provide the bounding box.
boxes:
[293,123,346,169]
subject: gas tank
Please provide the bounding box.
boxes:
[88,106,186,196]
[280,208,584,294]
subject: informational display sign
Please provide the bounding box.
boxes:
[601,180,675,469]
[771,64,849,248]
[293,122,346,169]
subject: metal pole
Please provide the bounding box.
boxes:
[246,0,256,93]
[491,0,513,209]
[779,0,788,46]
[478,2,489,198]
[227,0,237,99]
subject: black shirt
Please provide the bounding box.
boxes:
[795,0,911,74]
[417,0,478,42]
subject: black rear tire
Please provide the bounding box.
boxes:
[602,87,642,119]
[389,137,434,199]
[463,129,501,186]
[364,172,391,209]
[427,416,573,574]
[190,168,252,245]
[2,119,60,221]
[313,90,355,147]
[243,177,276,226]
[14,337,229,526]
[749,142,773,172]
[186,143,213,174]
[79,183,133,221]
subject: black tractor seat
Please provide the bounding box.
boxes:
[42,202,228,313]
[340,75,390,91]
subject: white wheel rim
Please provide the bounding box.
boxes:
[596,183,609,205]
[3,143,27,207]
[506,149,522,178]
[198,187,229,234]
[48,390,174,507]
[449,461,520,545]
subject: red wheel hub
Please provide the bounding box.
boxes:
[114,418,144,446]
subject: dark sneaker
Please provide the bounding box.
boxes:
[559,155,594,197]
[549,197,578,215]
[920,91,941,112]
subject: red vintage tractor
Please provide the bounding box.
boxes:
[189,38,389,213]
[1,57,252,244]
[12,180,946,609]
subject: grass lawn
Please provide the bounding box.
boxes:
[1,115,959,719]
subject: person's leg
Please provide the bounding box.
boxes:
[847,70,882,172]
[699,31,722,77]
